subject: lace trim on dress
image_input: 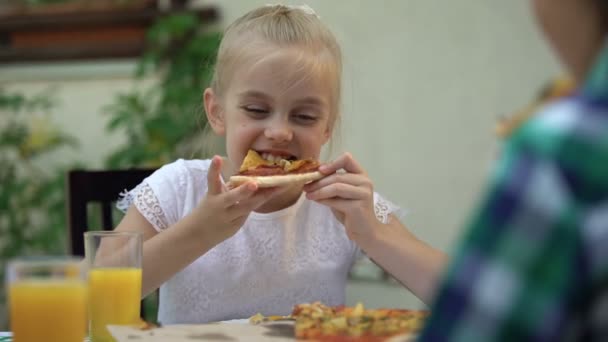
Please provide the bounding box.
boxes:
[116,187,135,213]
[373,194,407,224]
[116,182,169,231]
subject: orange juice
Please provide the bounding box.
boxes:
[88,268,142,342]
[9,280,87,342]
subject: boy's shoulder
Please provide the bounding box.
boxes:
[509,97,608,200]
[512,97,608,155]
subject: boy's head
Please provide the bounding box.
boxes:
[532,0,608,83]
[204,5,342,173]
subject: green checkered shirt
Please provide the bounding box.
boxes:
[419,41,608,341]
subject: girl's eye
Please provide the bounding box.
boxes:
[293,113,318,124]
[242,106,269,117]
[245,107,266,113]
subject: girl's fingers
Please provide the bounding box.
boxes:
[229,187,280,215]
[319,152,366,175]
[222,182,258,208]
[306,183,369,201]
[207,156,224,195]
[304,173,370,192]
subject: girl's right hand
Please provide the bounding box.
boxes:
[190,156,278,246]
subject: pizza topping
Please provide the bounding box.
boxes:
[239,150,273,172]
[238,150,320,175]
[135,318,159,330]
[290,302,429,341]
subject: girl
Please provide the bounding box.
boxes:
[115,4,445,324]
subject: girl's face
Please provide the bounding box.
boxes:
[206,46,335,175]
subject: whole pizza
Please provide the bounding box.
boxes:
[251,301,429,341]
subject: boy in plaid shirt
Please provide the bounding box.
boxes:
[419,1,608,341]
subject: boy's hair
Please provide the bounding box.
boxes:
[600,1,608,29]
[209,4,343,133]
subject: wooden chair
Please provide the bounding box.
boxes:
[66,168,155,256]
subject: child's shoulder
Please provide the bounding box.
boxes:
[164,158,212,168]
[148,158,213,185]
[156,158,212,173]
[512,97,603,151]
[503,101,572,164]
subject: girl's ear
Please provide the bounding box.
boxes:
[204,88,225,135]
[322,126,331,145]
[322,118,334,145]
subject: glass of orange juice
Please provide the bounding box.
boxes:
[84,231,142,342]
[7,257,88,342]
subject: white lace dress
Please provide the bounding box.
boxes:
[117,159,404,324]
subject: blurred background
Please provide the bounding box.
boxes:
[0,0,561,329]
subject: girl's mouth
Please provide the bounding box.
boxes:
[257,151,297,162]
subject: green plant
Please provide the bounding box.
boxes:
[0,88,79,329]
[104,13,221,168]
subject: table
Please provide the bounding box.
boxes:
[2,322,416,341]
[109,321,296,341]
[0,322,296,342]
[108,321,416,341]
[0,333,90,342]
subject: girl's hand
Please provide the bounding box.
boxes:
[304,152,378,243]
[191,156,278,245]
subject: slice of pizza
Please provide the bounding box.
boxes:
[291,301,429,341]
[228,149,324,188]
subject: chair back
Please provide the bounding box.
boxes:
[66,168,155,256]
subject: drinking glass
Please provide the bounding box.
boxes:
[7,257,87,342]
[84,231,142,342]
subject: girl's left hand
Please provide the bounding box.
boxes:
[304,152,378,242]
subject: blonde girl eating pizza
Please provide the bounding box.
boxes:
[113,4,446,324]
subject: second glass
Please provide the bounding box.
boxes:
[84,231,143,342]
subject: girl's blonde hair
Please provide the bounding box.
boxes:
[203,4,342,156]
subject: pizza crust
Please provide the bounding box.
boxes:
[229,171,324,188]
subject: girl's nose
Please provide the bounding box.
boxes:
[264,123,293,142]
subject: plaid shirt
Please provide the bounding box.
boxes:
[418,42,608,341]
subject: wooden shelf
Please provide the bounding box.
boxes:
[0,4,219,64]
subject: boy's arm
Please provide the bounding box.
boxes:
[418,132,585,341]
